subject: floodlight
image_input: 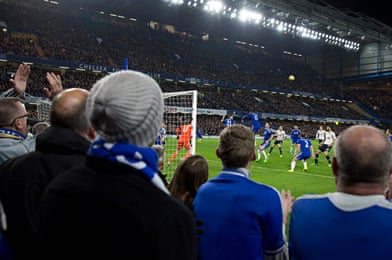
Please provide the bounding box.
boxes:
[238,9,262,24]
[164,0,361,51]
[204,1,223,14]
[164,0,184,5]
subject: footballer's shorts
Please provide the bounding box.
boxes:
[318,144,332,152]
[295,152,311,161]
[259,140,271,149]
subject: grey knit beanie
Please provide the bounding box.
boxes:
[86,70,163,147]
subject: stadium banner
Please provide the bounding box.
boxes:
[0,54,374,125]
[197,108,226,116]
[261,112,369,125]
[0,54,368,106]
[165,106,225,116]
[146,71,221,87]
[2,54,119,72]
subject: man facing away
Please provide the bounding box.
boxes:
[193,124,293,260]
[289,125,392,260]
[0,88,95,259]
[37,70,197,259]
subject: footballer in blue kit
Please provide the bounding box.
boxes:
[288,133,314,172]
[221,114,235,128]
[290,125,301,155]
[256,122,276,162]
[386,129,392,142]
[196,128,203,143]
[241,112,260,134]
[155,122,166,147]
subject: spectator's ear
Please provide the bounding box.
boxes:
[216,148,221,159]
[332,157,339,178]
[251,151,256,161]
[13,117,25,130]
[86,127,97,141]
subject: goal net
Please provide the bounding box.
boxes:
[24,94,52,122]
[162,90,198,181]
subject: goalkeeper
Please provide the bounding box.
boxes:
[168,120,192,166]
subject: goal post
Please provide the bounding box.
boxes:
[162,90,198,180]
[24,93,52,122]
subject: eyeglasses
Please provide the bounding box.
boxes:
[8,113,29,126]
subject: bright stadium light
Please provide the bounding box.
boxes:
[163,0,361,51]
[238,9,262,24]
[276,23,284,32]
[164,0,184,5]
[204,1,224,14]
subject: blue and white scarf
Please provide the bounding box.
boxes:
[0,128,26,140]
[88,137,169,194]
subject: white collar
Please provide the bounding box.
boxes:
[328,192,392,211]
[221,168,251,179]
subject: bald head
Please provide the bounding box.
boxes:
[50,88,90,133]
[334,125,392,188]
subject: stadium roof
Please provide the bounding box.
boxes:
[67,0,392,46]
[241,0,392,44]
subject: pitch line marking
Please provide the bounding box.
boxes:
[206,159,334,179]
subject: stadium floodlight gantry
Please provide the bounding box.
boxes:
[162,0,392,49]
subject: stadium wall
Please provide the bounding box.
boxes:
[307,42,392,80]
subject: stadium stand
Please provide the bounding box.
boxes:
[1,0,391,135]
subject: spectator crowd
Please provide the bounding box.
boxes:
[1,1,392,259]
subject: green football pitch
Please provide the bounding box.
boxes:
[194,137,336,198]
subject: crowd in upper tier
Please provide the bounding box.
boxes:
[0,0,391,129]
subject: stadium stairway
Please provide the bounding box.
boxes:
[346,102,381,125]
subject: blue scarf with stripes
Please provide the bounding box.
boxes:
[0,128,26,140]
[88,137,169,194]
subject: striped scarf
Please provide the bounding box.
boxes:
[0,128,25,140]
[88,137,169,194]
